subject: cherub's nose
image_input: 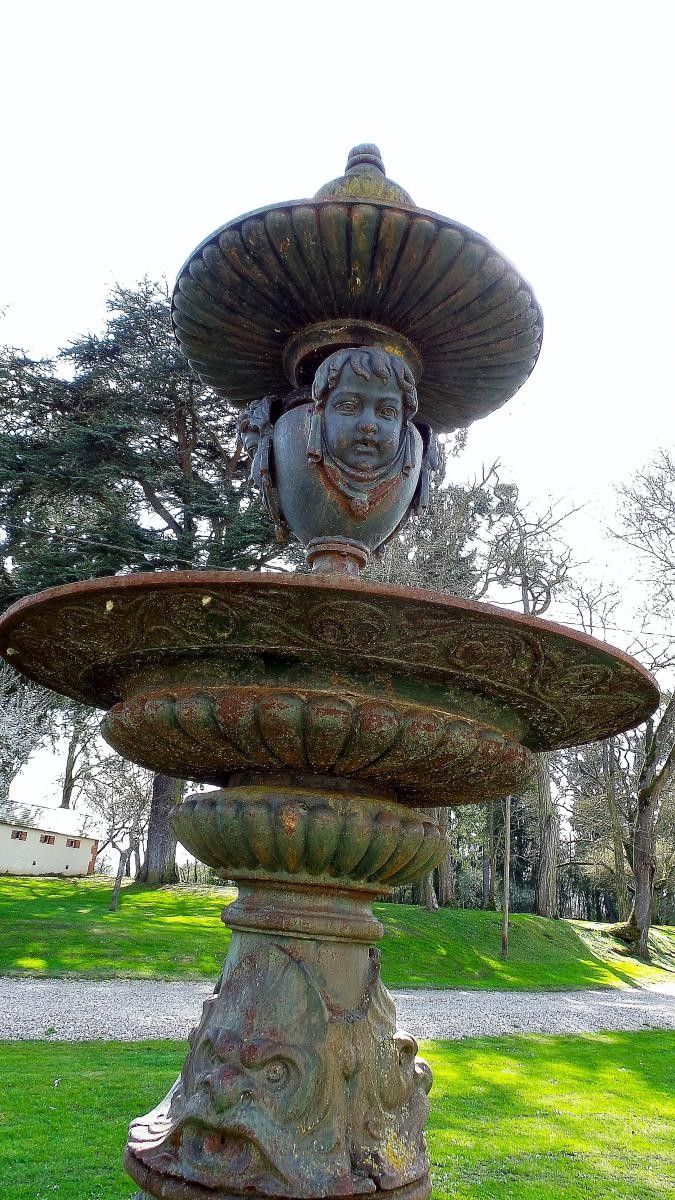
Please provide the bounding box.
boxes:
[358,418,378,433]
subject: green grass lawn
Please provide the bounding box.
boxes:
[1,875,674,989]
[1,1032,673,1199]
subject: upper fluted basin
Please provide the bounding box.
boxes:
[0,572,659,807]
[172,145,543,434]
[173,198,543,434]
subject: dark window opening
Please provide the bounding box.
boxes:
[66,838,81,848]
[11,830,27,841]
[40,834,55,845]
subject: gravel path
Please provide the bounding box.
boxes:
[2,977,674,1041]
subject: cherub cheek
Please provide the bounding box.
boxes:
[333,432,352,451]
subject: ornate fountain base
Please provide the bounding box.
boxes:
[0,569,658,1200]
[125,778,438,1200]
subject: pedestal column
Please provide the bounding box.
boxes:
[125,778,445,1200]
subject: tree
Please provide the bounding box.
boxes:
[550,569,675,941]
[435,807,457,906]
[136,774,183,886]
[479,478,577,923]
[501,795,511,957]
[369,455,493,598]
[611,699,675,957]
[554,737,631,921]
[557,703,675,954]
[0,662,53,805]
[0,280,285,604]
[56,704,104,809]
[0,281,291,881]
[608,451,675,952]
[80,752,154,905]
[555,583,632,920]
[616,448,675,618]
[484,800,498,910]
[376,466,576,922]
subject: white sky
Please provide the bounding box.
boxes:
[3,0,675,807]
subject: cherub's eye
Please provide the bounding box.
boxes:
[378,406,399,418]
[264,1061,287,1086]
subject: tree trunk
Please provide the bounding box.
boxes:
[604,739,630,920]
[632,789,657,959]
[534,753,559,918]
[435,809,455,906]
[60,724,80,808]
[501,795,511,957]
[611,789,657,959]
[612,703,675,959]
[487,799,497,910]
[436,851,455,906]
[481,846,490,908]
[421,871,439,912]
[137,774,183,885]
[109,845,132,912]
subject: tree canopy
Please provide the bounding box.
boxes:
[0,279,292,882]
[0,279,286,606]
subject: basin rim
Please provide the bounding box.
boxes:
[0,571,658,753]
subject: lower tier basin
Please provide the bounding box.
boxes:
[0,570,658,808]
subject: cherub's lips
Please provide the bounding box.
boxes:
[353,438,379,452]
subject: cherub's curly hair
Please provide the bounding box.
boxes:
[311,347,418,417]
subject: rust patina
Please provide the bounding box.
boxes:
[0,147,659,1200]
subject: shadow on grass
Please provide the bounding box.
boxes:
[578,919,675,978]
[424,1030,675,1199]
[1,877,674,990]
[0,1033,673,1200]
[0,877,233,979]
[376,904,675,991]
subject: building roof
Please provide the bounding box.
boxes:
[0,800,99,840]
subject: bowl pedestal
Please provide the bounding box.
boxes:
[126,776,444,1200]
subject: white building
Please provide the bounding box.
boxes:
[0,800,98,876]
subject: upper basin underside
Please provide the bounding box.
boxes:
[0,571,658,752]
[172,198,543,433]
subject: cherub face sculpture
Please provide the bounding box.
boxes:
[308,347,419,518]
[323,362,405,471]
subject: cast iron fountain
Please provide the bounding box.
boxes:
[0,147,659,1200]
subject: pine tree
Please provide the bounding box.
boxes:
[0,279,289,881]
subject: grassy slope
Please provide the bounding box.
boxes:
[1,875,674,989]
[1,1033,673,1199]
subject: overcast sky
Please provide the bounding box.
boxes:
[3,1,674,805]
[3,1,673,504]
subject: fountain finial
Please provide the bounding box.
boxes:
[345,143,386,172]
[314,143,414,204]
